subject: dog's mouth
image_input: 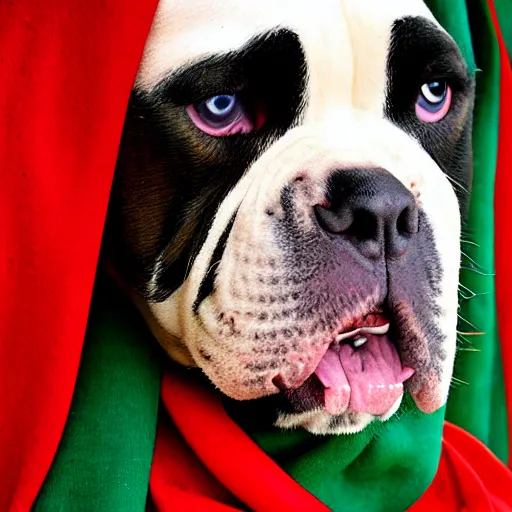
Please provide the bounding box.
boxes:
[274,312,417,418]
[314,313,414,416]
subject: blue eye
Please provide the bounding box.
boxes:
[205,95,236,116]
[196,94,241,127]
[187,93,255,136]
[415,81,452,123]
[417,81,448,113]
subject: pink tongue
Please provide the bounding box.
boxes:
[314,334,414,416]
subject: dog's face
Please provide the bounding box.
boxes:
[104,0,475,434]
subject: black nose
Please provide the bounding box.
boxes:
[314,168,419,259]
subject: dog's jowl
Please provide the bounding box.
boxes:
[103,0,475,434]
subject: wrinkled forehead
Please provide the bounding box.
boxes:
[136,0,442,101]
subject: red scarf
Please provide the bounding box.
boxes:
[148,372,512,512]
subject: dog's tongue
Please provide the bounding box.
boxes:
[314,334,414,416]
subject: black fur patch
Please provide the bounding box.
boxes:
[385,16,475,215]
[103,29,307,300]
[192,211,237,314]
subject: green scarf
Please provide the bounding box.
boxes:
[34,1,511,511]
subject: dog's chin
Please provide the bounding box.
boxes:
[222,372,407,435]
[274,393,404,435]
[203,291,456,440]
[195,301,450,434]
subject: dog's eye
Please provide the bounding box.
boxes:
[415,81,452,123]
[203,95,237,119]
[186,94,254,136]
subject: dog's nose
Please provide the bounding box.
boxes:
[314,168,419,259]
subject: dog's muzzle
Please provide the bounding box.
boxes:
[184,121,459,426]
[268,168,420,417]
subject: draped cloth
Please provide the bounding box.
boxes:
[1,1,511,511]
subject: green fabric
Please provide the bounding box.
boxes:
[34,280,162,512]
[36,2,508,512]
[443,0,509,464]
[232,398,444,512]
[495,0,512,60]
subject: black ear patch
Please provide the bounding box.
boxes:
[103,28,307,301]
[385,16,475,218]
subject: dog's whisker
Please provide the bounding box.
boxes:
[450,376,470,387]
[457,313,482,331]
[456,330,485,336]
[459,266,495,277]
[462,290,491,299]
[457,333,475,347]
[457,283,491,301]
[460,228,478,241]
[204,260,221,279]
[460,238,480,248]
[445,174,469,195]
[458,282,472,291]
[460,250,483,268]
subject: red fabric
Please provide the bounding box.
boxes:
[150,370,512,512]
[0,2,158,511]
[150,371,330,512]
[409,423,512,512]
[490,0,512,470]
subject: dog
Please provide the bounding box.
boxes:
[103,0,475,435]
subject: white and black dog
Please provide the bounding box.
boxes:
[103,0,475,435]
